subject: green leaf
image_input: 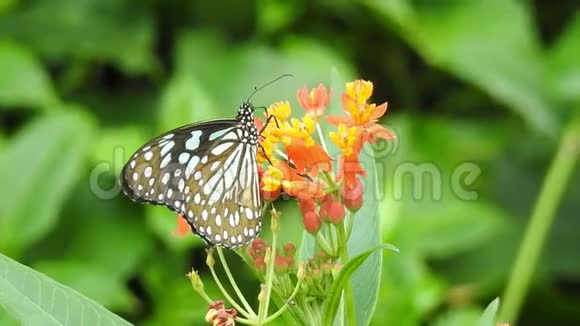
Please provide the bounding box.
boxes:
[91,125,147,170]
[32,260,134,312]
[0,109,95,256]
[321,244,398,326]
[547,12,580,103]
[477,298,500,326]
[158,74,221,133]
[412,201,506,258]
[0,40,56,108]
[0,0,156,75]
[366,0,558,136]
[0,253,132,325]
[432,305,484,326]
[0,0,18,14]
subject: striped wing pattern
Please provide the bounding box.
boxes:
[121,104,262,248]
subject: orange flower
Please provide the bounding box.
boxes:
[297,84,331,119]
[329,123,366,184]
[327,80,395,144]
[173,214,191,237]
[262,162,326,200]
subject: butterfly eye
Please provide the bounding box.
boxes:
[121,104,263,248]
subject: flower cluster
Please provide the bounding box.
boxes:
[247,238,295,273]
[257,80,395,232]
[301,250,342,299]
[186,79,395,326]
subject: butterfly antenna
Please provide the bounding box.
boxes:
[246,73,294,103]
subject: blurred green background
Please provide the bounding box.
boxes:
[1,0,579,325]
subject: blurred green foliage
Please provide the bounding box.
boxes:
[1,0,579,325]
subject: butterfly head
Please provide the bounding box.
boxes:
[236,101,255,124]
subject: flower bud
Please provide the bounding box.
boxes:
[298,198,316,216]
[312,268,322,281]
[206,249,215,269]
[327,200,345,224]
[187,269,204,294]
[342,178,363,212]
[283,243,296,257]
[254,256,266,271]
[318,194,333,222]
[321,262,332,276]
[251,238,267,257]
[303,210,321,234]
[275,254,289,272]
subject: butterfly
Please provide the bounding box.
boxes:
[120,102,263,248]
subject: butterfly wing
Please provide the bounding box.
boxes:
[121,120,262,248]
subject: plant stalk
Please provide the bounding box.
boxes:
[499,115,580,324]
[336,222,356,325]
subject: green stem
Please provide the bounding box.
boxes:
[326,224,337,255]
[263,273,303,323]
[315,232,334,257]
[258,224,278,324]
[217,248,257,317]
[196,288,213,305]
[235,317,258,325]
[345,212,355,239]
[499,115,580,324]
[209,262,251,317]
[336,222,356,325]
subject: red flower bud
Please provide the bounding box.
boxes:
[319,194,333,221]
[298,198,316,216]
[251,238,267,257]
[303,210,321,234]
[283,243,296,257]
[327,200,345,224]
[275,254,290,272]
[342,178,363,212]
[254,256,266,271]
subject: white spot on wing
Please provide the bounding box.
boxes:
[209,128,234,141]
[185,156,200,178]
[178,152,190,164]
[211,142,234,155]
[186,130,203,150]
[162,172,170,184]
[160,141,175,157]
[160,154,171,168]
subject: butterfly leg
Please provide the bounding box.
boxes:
[260,113,280,133]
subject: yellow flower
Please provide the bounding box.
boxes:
[267,101,291,123]
[329,123,359,157]
[282,114,316,147]
[345,80,373,104]
[262,166,284,192]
